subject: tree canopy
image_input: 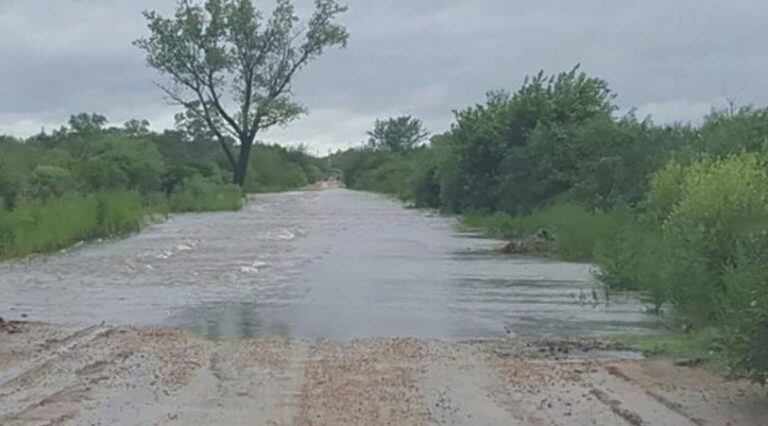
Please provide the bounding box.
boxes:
[135,0,349,185]
[367,116,429,153]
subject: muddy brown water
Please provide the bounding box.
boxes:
[0,189,658,340]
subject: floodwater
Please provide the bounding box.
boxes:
[0,189,658,340]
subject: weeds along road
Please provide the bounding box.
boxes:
[1,190,766,425]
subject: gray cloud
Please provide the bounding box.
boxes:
[1,0,766,151]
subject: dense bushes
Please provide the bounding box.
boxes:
[721,235,768,384]
[0,114,329,259]
[332,67,768,383]
[168,177,244,212]
[334,66,685,214]
[598,153,768,381]
[245,144,328,193]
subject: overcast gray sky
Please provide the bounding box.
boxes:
[1,0,766,152]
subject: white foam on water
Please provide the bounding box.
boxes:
[238,266,260,274]
[263,229,297,241]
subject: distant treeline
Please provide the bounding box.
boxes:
[0,113,329,259]
[331,66,768,384]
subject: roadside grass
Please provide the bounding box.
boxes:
[169,180,244,213]
[461,202,636,261]
[0,185,244,260]
[611,327,730,371]
[0,191,143,259]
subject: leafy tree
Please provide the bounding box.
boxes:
[174,110,219,144]
[0,160,22,209]
[135,0,349,186]
[71,136,168,194]
[367,116,429,153]
[28,165,74,200]
[124,119,151,137]
[69,113,108,135]
[698,106,768,156]
[430,67,617,213]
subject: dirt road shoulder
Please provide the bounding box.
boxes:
[1,324,765,425]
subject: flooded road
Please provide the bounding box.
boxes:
[1,189,656,340]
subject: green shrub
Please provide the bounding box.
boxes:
[0,162,23,209]
[697,107,768,157]
[28,165,75,200]
[94,191,143,235]
[464,203,632,261]
[71,136,167,194]
[597,152,768,384]
[409,164,441,208]
[720,235,768,384]
[246,145,313,192]
[169,176,243,212]
[354,157,414,200]
[462,211,519,240]
[648,153,768,321]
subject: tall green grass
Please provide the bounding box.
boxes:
[463,203,634,261]
[0,191,142,259]
[0,183,245,259]
[169,178,244,213]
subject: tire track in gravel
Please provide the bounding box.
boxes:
[2,325,767,425]
[175,338,309,425]
[0,325,110,389]
[295,339,432,425]
[419,341,529,425]
[0,325,117,425]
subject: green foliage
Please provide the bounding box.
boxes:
[0,192,142,259]
[598,152,768,383]
[330,146,435,201]
[447,66,616,213]
[169,176,243,212]
[332,67,768,384]
[0,160,23,209]
[367,116,429,153]
[563,116,690,209]
[614,328,725,359]
[124,119,151,137]
[71,135,167,194]
[409,162,441,208]
[0,111,328,260]
[644,153,768,319]
[245,144,328,192]
[353,157,414,200]
[461,211,519,240]
[68,113,107,135]
[463,203,632,261]
[329,147,390,189]
[720,235,768,384]
[135,0,349,186]
[697,107,768,156]
[28,165,75,200]
[338,67,620,213]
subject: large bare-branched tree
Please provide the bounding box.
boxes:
[135,0,348,186]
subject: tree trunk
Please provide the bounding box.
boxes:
[234,139,253,187]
